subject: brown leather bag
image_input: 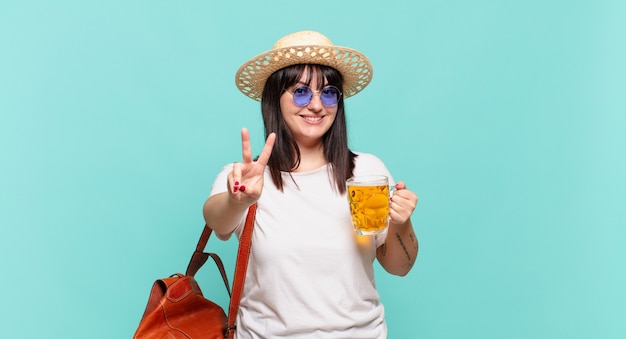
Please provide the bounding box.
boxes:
[133,204,257,339]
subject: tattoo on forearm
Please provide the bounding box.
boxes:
[409,231,418,250]
[395,233,412,263]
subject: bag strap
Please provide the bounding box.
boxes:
[184,203,257,338]
[185,227,232,297]
[226,203,257,338]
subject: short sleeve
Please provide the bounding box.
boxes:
[209,163,234,197]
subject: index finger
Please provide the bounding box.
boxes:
[241,127,253,163]
[256,132,276,166]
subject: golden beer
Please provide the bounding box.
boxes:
[346,176,390,236]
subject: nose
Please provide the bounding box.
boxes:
[307,92,323,112]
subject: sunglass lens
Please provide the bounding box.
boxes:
[321,87,340,107]
[292,86,312,106]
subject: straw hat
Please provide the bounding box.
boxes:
[235,30,373,101]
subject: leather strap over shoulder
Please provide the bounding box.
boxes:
[225,203,257,338]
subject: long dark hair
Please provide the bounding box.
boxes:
[261,64,356,194]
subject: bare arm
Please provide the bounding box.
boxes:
[377,181,419,276]
[203,192,250,234]
[202,128,275,235]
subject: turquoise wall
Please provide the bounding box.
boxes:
[1,1,625,338]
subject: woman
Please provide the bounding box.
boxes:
[203,30,419,338]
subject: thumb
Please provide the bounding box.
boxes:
[395,181,407,190]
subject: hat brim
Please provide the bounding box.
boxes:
[235,45,373,101]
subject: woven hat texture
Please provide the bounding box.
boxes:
[235,30,373,101]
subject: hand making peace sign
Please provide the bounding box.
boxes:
[227,128,276,205]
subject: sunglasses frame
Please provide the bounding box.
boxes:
[284,85,343,108]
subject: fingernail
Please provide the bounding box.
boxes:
[235,181,239,186]
[239,185,246,192]
[233,186,238,193]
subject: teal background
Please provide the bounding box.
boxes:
[1,0,625,338]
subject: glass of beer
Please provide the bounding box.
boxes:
[346,175,392,236]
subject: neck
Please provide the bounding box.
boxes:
[293,143,327,172]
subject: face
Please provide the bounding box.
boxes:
[279,69,338,148]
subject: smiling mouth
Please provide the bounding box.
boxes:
[301,115,324,122]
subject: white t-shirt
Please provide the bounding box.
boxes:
[209,152,394,338]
